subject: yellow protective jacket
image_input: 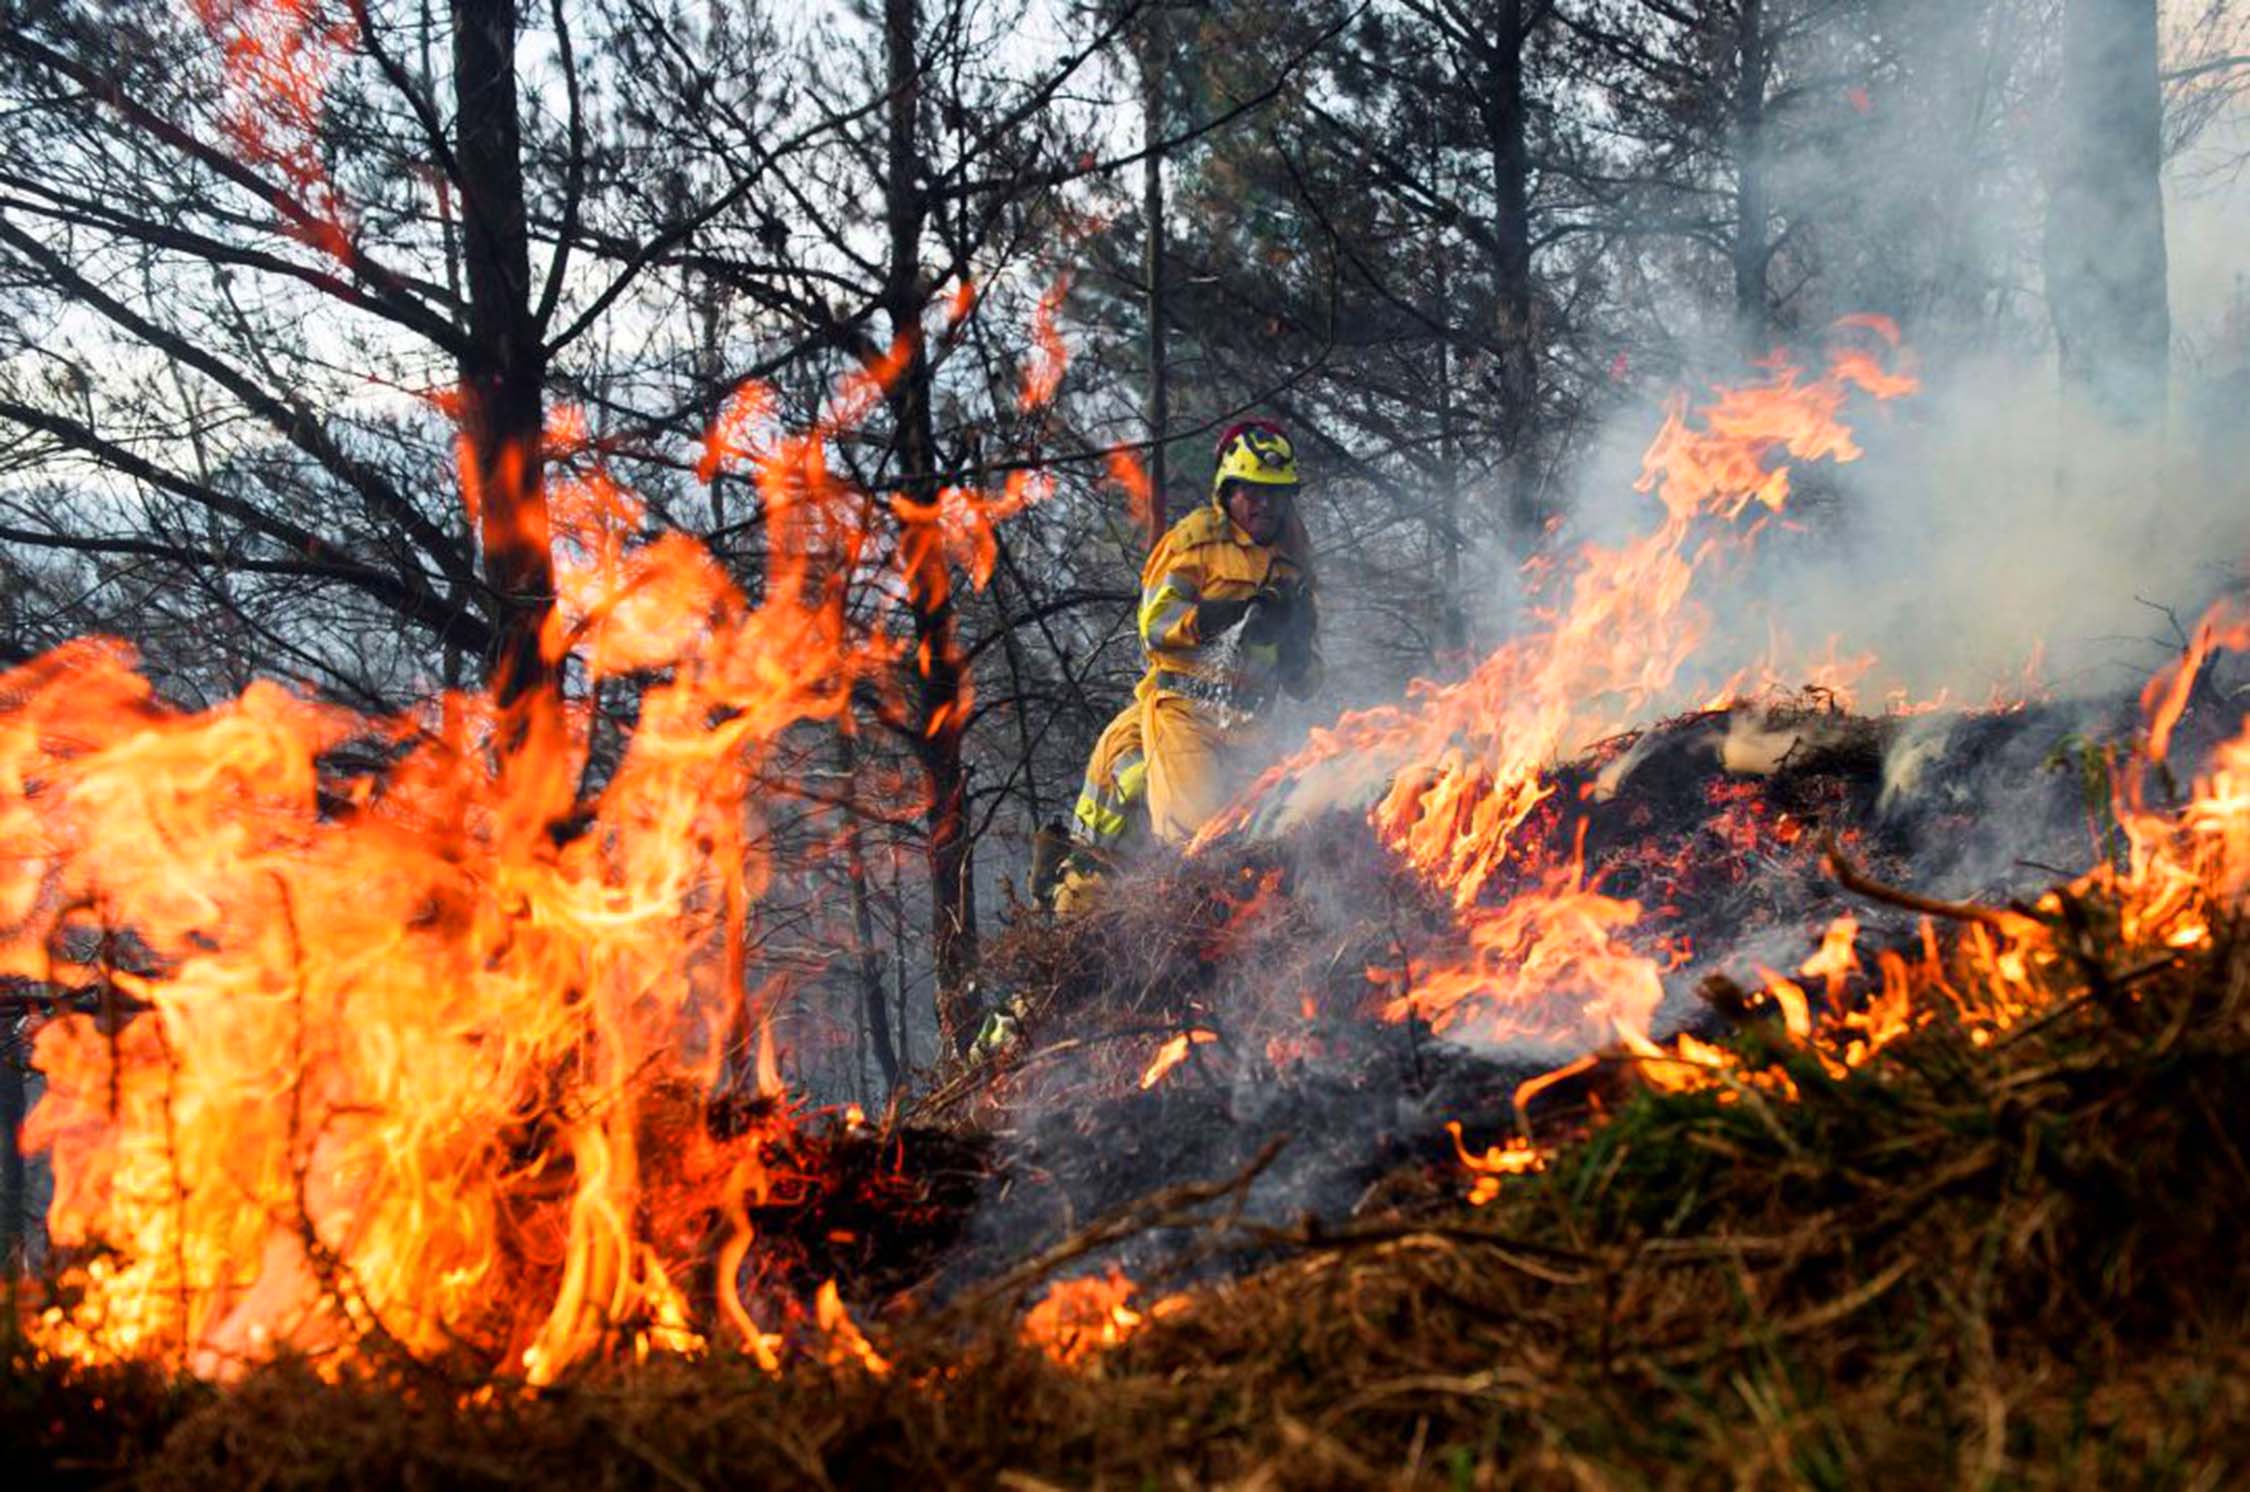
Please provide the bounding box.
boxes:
[1135,500,1321,715]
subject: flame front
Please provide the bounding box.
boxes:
[6,295,1063,1379]
[1234,323,1917,1054]
[10,441,849,1379]
[1463,672,2250,1110]
[1388,326,1915,912]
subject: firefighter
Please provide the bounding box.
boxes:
[1136,420,1320,842]
[994,421,1318,1057]
[1061,420,1320,885]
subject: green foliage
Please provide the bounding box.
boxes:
[2044,732,2129,869]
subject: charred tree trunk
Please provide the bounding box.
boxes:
[1479,0,1540,534]
[0,1024,23,1276]
[697,277,730,535]
[912,542,978,1061]
[883,0,979,1054]
[2045,0,2169,429]
[889,855,913,1077]
[451,0,554,706]
[1140,2,1170,548]
[1427,113,1465,657]
[835,732,901,1094]
[1435,275,1465,656]
[1731,0,1772,353]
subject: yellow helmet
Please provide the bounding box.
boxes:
[1211,421,1299,505]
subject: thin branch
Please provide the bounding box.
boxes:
[534,0,587,331]
[0,28,459,351]
[0,214,477,592]
[0,399,489,653]
[2163,54,2250,85]
[1822,832,2037,936]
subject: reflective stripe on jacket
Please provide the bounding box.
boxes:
[1136,504,1319,713]
[1070,703,1148,850]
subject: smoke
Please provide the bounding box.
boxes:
[1567,346,2250,711]
[1317,301,2250,757]
[1463,3,2250,723]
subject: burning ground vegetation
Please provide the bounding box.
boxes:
[17,683,2250,1488]
[12,324,2250,1488]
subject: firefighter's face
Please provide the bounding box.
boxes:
[1224,481,1293,545]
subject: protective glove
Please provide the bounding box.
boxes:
[1240,588,1297,648]
[1273,586,1318,688]
[1191,595,1257,641]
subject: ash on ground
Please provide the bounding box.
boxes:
[897,689,2165,1300]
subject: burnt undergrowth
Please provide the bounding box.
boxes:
[15,696,2250,1487]
[889,696,2115,1292]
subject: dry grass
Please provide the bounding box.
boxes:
[14,875,2250,1489]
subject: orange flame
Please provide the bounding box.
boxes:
[1105,446,1158,548]
[815,1279,890,1377]
[1801,913,1861,1001]
[15,295,1066,1382]
[193,0,355,257]
[1021,1268,1171,1368]
[11,416,873,1373]
[1386,848,1661,1052]
[1019,277,1072,410]
[1138,1029,1218,1090]
[1444,1121,1548,1206]
[2141,605,2250,769]
[15,580,853,1381]
[946,275,979,327]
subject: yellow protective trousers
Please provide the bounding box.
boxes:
[1138,686,1259,847]
[1053,703,1148,916]
[1070,702,1148,854]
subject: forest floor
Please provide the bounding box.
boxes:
[12,700,2250,1489]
